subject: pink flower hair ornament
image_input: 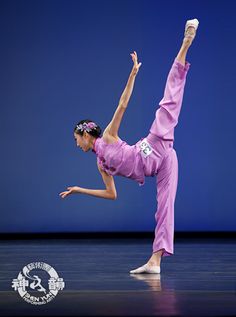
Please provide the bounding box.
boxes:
[76,122,97,132]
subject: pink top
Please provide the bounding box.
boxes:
[91,58,190,187]
[92,136,146,186]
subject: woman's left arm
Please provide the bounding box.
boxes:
[59,186,116,200]
[59,163,117,200]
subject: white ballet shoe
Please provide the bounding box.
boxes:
[184,18,199,39]
[129,263,161,274]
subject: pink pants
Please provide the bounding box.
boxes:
[147,58,191,257]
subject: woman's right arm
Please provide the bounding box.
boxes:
[103,51,142,137]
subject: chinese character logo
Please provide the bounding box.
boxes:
[12,262,65,305]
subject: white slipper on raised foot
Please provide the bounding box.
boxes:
[184,18,199,38]
[129,263,161,274]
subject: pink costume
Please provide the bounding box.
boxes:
[92,58,190,257]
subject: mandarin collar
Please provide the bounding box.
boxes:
[92,137,100,154]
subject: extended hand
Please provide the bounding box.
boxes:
[130,51,142,75]
[59,186,81,199]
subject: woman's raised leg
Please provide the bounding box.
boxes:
[149,19,199,141]
[177,19,199,65]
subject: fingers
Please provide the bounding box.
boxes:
[59,186,75,199]
[59,190,70,198]
[130,50,138,60]
[130,51,141,68]
[130,53,135,61]
[59,191,67,198]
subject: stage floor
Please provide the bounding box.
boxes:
[0,237,235,316]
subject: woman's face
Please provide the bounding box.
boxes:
[74,132,91,152]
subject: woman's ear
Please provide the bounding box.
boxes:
[83,131,89,140]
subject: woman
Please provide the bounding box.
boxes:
[60,19,199,274]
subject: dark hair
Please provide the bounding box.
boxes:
[74,119,102,138]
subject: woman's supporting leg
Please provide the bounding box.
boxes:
[151,149,178,259]
[130,149,178,273]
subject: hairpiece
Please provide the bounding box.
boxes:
[76,122,97,132]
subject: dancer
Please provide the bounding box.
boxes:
[59,19,199,274]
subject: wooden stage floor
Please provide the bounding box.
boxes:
[0,237,235,316]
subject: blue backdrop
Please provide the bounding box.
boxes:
[1,0,235,233]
